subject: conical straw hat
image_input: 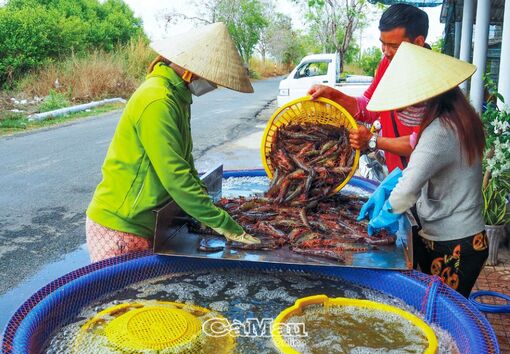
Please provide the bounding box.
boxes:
[151,22,253,93]
[367,42,476,112]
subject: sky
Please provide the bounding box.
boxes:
[122,0,445,51]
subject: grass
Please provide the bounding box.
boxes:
[16,36,155,102]
[0,54,363,138]
[0,112,28,130]
[0,37,151,136]
[343,63,365,75]
[0,102,124,136]
[249,57,289,78]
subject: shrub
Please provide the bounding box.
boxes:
[39,90,70,113]
[0,0,145,85]
[482,176,510,226]
[0,6,61,85]
[481,75,510,225]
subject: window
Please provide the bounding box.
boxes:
[294,61,329,79]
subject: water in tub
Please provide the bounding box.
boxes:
[45,269,458,353]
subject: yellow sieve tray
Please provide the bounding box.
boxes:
[76,301,235,353]
[272,294,438,354]
[260,96,360,193]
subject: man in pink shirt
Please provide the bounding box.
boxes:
[309,4,429,172]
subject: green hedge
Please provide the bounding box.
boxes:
[0,0,145,85]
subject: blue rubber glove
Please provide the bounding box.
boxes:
[367,200,402,236]
[357,167,402,221]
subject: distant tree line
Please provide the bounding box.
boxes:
[165,0,383,74]
[0,0,384,87]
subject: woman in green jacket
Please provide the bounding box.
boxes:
[86,23,260,262]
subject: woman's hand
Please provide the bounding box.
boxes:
[357,167,402,222]
[367,200,402,236]
[224,231,261,244]
[213,227,261,245]
[357,187,387,222]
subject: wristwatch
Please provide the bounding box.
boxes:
[368,134,378,152]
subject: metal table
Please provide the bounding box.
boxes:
[153,165,413,270]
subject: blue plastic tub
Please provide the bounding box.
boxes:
[1,171,499,353]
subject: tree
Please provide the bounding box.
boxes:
[265,13,307,67]
[164,0,267,65]
[281,32,308,69]
[218,0,267,63]
[303,0,369,72]
[343,42,360,65]
[164,0,222,25]
[256,1,277,63]
[359,46,382,76]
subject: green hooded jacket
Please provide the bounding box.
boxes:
[86,63,243,238]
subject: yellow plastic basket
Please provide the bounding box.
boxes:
[75,301,235,353]
[261,96,360,193]
[272,295,438,354]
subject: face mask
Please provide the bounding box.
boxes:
[397,103,426,127]
[188,79,217,96]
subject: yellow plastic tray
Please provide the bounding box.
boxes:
[272,294,438,354]
[260,96,360,193]
[76,301,235,353]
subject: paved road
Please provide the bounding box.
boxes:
[0,78,280,327]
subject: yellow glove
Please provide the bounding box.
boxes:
[213,228,261,245]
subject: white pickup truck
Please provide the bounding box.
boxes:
[277,53,373,107]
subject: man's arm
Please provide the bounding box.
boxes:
[349,125,413,157]
[375,135,414,157]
